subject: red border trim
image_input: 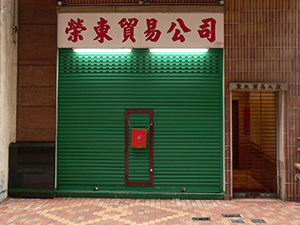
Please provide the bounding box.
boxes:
[125,109,154,186]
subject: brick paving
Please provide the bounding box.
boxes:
[0,198,300,224]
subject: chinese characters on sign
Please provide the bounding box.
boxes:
[93,17,112,43]
[198,18,216,43]
[65,18,87,43]
[118,18,139,43]
[58,13,224,48]
[144,18,161,42]
[65,17,215,44]
[167,18,191,42]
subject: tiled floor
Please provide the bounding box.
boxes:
[1,198,300,224]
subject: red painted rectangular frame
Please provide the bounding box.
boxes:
[125,109,154,186]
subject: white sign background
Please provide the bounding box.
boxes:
[58,13,224,48]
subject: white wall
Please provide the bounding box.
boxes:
[0,0,17,202]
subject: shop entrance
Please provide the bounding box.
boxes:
[232,92,277,197]
[56,48,224,197]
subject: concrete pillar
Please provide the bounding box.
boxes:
[0,0,18,202]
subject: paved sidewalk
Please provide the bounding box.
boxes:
[0,198,300,224]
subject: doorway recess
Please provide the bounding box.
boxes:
[232,92,277,197]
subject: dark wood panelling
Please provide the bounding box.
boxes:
[18,25,57,66]
[67,0,218,3]
[18,66,56,87]
[19,0,57,25]
[17,107,56,142]
[58,5,225,13]
[18,87,56,107]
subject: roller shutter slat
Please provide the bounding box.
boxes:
[57,48,223,193]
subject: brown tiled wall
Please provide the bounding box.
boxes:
[17,0,57,141]
[224,0,300,201]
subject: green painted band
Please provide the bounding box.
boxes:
[8,188,54,193]
[0,190,7,195]
[55,190,225,200]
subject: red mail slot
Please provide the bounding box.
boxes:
[131,129,147,148]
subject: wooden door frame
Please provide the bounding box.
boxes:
[232,100,239,169]
[276,92,285,200]
[230,90,284,199]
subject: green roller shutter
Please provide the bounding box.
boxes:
[57,48,223,198]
